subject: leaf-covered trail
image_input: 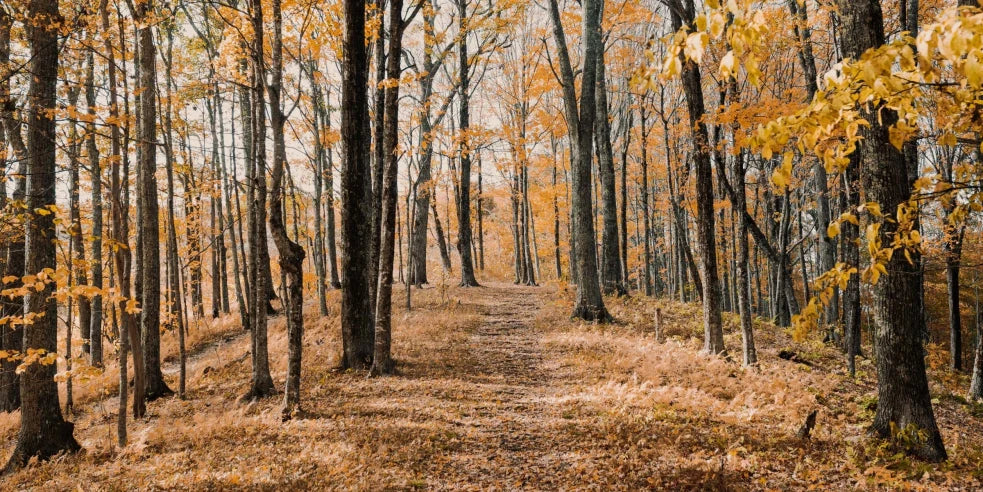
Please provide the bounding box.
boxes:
[419,283,567,487]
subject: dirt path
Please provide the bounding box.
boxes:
[420,283,574,488]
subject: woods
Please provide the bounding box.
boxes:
[2,0,983,487]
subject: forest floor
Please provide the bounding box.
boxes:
[1,281,983,490]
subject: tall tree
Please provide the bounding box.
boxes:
[373,0,414,376]
[594,15,625,296]
[85,46,103,367]
[133,0,172,401]
[3,0,81,469]
[0,6,25,412]
[669,0,724,354]
[268,0,306,412]
[340,0,376,370]
[456,0,480,287]
[547,0,609,321]
[243,0,276,399]
[837,0,945,462]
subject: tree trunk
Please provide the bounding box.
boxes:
[970,317,983,400]
[547,0,609,321]
[371,0,406,376]
[85,48,104,367]
[673,1,724,354]
[3,0,81,468]
[340,0,376,370]
[134,0,172,402]
[838,0,946,462]
[456,0,480,287]
[945,223,965,371]
[640,103,653,296]
[243,0,276,399]
[619,105,630,287]
[734,150,756,366]
[67,91,92,366]
[268,0,305,411]
[594,38,625,296]
[0,8,24,412]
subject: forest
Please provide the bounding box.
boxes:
[0,0,982,488]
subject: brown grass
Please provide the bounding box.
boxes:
[0,283,981,490]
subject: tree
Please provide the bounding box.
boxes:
[547,0,609,322]
[0,6,25,412]
[243,0,276,400]
[594,10,626,296]
[132,0,172,402]
[84,45,103,367]
[340,0,376,370]
[456,0,480,288]
[3,0,81,469]
[373,0,416,376]
[668,0,724,355]
[835,0,946,462]
[268,0,306,412]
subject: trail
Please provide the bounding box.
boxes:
[416,283,574,489]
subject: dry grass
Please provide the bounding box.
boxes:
[0,282,981,490]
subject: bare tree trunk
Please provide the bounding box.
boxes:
[671,0,723,354]
[243,0,276,400]
[268,0,305,412]
[456,0,480,287]
[341,0,375,370]
[734,150,756,366]
[640,103,653,296]
[85,48,104,367]
[547,0,609,321]
[163,27,187,399]
[594,35,624,296]
[68,89,91,364]
[838,0,945,462]
[0,9,22,411]
[619,105,630,287]
[3,0,81,468]
[945,222,965,371]
[133,0,172,401]
[432,198,452,271]
[842,161,862,375]
[551,138,562,279]
[371,0,407,376]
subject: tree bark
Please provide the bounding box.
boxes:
[671,0,723,354]
[268,0,305,411]
[594,37,625,296]
[372,0,407,376]
[547,0,609,321]
[3,0,81,468]
[0,9,24,412]
[456,0,480,287]
[132,0,172,402]
[837,0,945,462]
[243,0,276,399]
[945,222,965,371]
[85,48,104,367]
[341,0,376,370]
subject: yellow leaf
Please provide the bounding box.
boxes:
[719,51,737,79]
